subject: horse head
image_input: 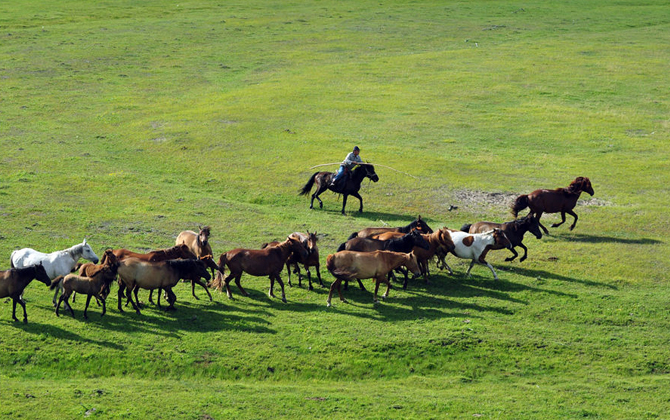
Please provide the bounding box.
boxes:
[415,215,434,234]
[80,239,100,264]
[34,262,51,286]
[408,230,431,250]
[198,226,211,247]
[522,215,543,240]
[306,231,319,254]
[359,164,379,182]
[287,236,309,260]
[404,252,422,278]
[569,177,594,196]
[494,229,513,250]
[101,249,120,269]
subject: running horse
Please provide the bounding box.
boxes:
[461,214,543,262]
[299,164,379,214]
[511,177,594,234]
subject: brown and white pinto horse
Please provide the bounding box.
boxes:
[326,250,421,306]
[461,214,543,262]
[445,229,511,280]
[511,176,594,234]
[212,237,309,303]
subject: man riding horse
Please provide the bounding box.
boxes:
[330,146,363,190]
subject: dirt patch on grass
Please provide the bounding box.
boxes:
[431,187,611,217]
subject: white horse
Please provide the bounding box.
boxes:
[11,239,100,306]
[446,229,511,280]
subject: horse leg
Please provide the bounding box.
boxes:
[84,295,92,319]
[148,289,155,305]
[117,282,127,312]
[13,297,27,323]
[316,264,324,287]
[273,274,287,303]
[485,261,499,280]
[465,260,476,277]
[356,279,367,291]
[133,286,143,308]
[327,278,345,307]
[382,276,392,300]
[126,288,142,315]
[234,274,249,297]
[566,209,579,231]
[52,284,60,307]
[505,246,520,262]
[100,297,106,317]
[551,212,567,228]
[285,262,292,287]
[341,194,349,215]
[306,268,313,291]
[535,212,549,234]
[192,278,213,301]
[222,273,236,299]
[66,295,75,318]
[351,192,364,213]
[518,244,529,262]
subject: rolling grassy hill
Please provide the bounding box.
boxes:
[1,1,669,418]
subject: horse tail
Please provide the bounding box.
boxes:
[299,172,319,196]
[460,223,471,232]
[209,254,227,291]
[511,194,529,218]
[10,252,15,268]
[50,275,65,290]
[347,231,359,240]
[336,242,347,252]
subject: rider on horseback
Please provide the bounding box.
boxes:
[330,146,362,189]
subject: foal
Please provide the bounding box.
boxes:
[52,263,119,319]
[0,263,50,323]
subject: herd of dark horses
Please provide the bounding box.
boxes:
[0,174,593,322]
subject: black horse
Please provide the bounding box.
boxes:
[460,214,543,262]
[299,164,379,214]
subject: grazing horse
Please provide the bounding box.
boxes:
[52,261,119,319]
[299,164,379,214]
[445,229,512,280]
[10,239,99,307]
[326,250,421,306]
[0,263,50,323]
[117,258,211,314]
[348,215,433,240]
[212,237,309,302]
[461,214,543,262]
[511,176,594,234]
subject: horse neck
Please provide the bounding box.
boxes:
[274,240,294,259]
[15,266,38,285]
[65,243,84,260]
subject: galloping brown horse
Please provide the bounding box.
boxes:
[299,164,379,214]
[511,177,594,234]
[212,237,309,303]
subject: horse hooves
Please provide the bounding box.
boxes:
[282,297,287,303]
[308,286,314,291]
[23,318,28,324]
[326,302,332,307]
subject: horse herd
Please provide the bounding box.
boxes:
[0,176,594,322]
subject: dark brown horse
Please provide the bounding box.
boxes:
[511,177,594,234]
[0,263,50,323]
[461,214,543,262]
[212,237,309,303]
[299,164,379,214]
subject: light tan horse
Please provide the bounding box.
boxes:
[116,258,211,314]
[326,250,421,307]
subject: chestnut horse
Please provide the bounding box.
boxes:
[299,164,379,214]
[0,263,50,323]
[461,214,543,262]
[212,237,309,303]
[511,176,594,234]
[52,260,119,319]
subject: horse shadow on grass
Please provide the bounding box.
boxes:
[551,232,662,245]
[12,319,126,351]
[505,265,618,290]
[43,291,277,336]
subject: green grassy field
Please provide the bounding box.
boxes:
[1,0,669,418]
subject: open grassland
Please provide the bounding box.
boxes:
[1,0,669,418]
